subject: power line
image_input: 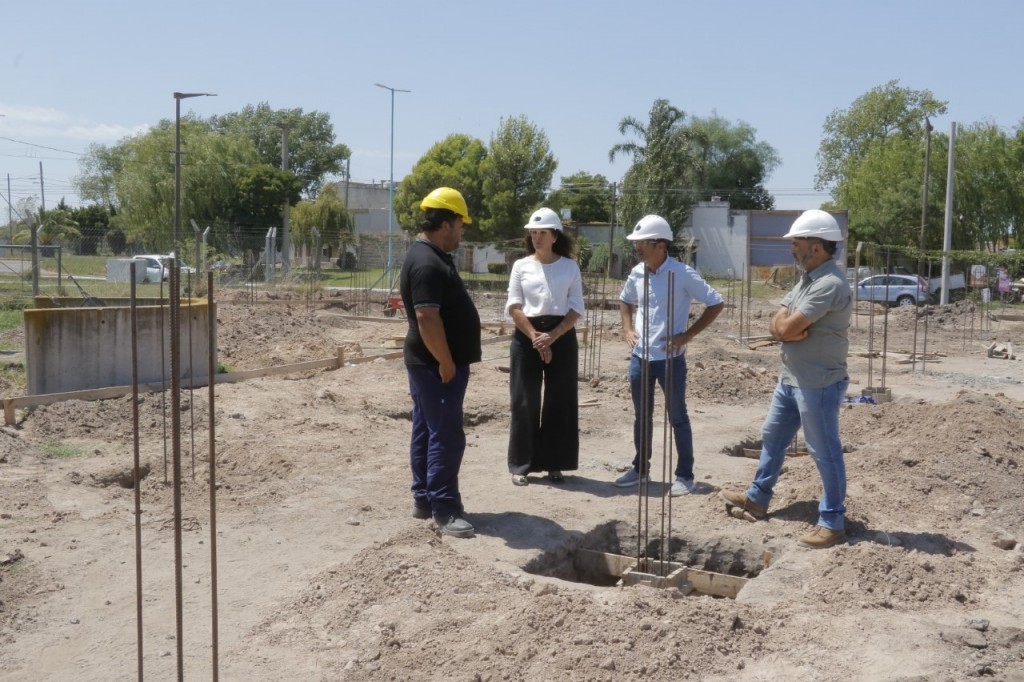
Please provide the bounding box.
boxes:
[0,136,83,156]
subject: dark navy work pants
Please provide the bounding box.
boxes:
[407,364,470,519]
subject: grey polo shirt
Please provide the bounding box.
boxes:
[778,258,851,389]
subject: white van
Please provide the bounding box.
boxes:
[130,254,196,283]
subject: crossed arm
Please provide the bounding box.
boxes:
[769,305,812,342]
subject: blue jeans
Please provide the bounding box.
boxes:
[746,378,849,530]
[407,364,470,519]
[629,354,693,480]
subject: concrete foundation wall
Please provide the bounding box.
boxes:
[24,300,214,396]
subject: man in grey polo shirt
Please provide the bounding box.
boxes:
[719,210,852,549]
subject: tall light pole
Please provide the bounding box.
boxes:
[374,82,410,290]
[275,122,293,275]
[174,92,216,254]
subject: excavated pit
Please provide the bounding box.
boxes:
[523,520,777,598]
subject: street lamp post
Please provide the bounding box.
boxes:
[174,92,216,253]
[374,83,410,290]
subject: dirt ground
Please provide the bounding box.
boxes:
[2,291,1024,681]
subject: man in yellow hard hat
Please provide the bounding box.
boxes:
[400,187,481,538]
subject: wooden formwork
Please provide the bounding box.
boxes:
[575,549,750,599]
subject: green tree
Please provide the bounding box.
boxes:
[545,171,612,223]
[69,203,113,255]
[816,80,947,194]
[609,99,697,235]
[686,114,780,210]
[394,134,488,239]
[209,103,350,196]
[229,164,303,259]
[100,116,260,251]
[291,184,352,260]
[479,115,557,242]
[955,122,1023,251]
[827,135,927,245]
[75,143,127,207]
[13,207,80,249]
[107,225,127,255]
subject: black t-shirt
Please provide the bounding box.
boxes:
[400,238,482,366]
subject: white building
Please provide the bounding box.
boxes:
[684,199,848,278]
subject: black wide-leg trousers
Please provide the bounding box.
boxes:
[507,318,579,474]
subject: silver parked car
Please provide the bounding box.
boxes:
[855,274,929,307]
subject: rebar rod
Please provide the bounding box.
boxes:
[169,262,185,681]
[207,271,220,681]
[129,263,144,681]
[637,268,650,566]
[660,272,676,576]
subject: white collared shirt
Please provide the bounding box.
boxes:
[505,256,585,318]
[620,257,723,361]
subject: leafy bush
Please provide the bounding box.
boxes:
[588,244,610,273]
[487,262,507,275]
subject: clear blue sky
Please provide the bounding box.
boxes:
[2,0,1021,220]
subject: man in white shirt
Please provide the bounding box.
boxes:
[615,215,724,495]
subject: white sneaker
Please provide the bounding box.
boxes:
[613,468,649,487]
[670,478,696,496]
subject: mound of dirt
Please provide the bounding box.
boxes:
[3,296,1024,680]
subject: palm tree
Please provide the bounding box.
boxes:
[609,99,697,234]
[13,209,81,256]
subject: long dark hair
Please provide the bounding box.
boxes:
[524,229,575,259]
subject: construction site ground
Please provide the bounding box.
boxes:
[2,293,1024,681]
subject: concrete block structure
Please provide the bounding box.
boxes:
[23,299,213,395]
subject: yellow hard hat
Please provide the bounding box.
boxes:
[419,187,472,224]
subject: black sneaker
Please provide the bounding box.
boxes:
[433,514,474,538]
[412,505,431,520]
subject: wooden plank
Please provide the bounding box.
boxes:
[482,334,514,346]
[2,355,343,424]
[576,549,637,577]
[318,313,405,323]
[8,383,166,409]
[215,357,338,382]
[683,567,747,599]
[346,350,405,365]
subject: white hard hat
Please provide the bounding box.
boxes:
[626,215,673,241]
[783,209,843,241]
[524,207,563,231]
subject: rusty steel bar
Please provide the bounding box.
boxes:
[637,268,650,566]
[207,271,220,680]
[169,261,184,681]
[660,271,676,576]
[130,262,144,681]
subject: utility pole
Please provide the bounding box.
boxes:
[173,92,217,254]
[607,182,617,280]
[277,123,293,275]
[941,122,957,305]
[344,157,350,208]
[919,118,933,256]
[375,83,411,290]
[6,174,11,241]
[31,162,44,295]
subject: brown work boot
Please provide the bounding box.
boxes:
[798,525,846,549]
[718,489,767,521]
